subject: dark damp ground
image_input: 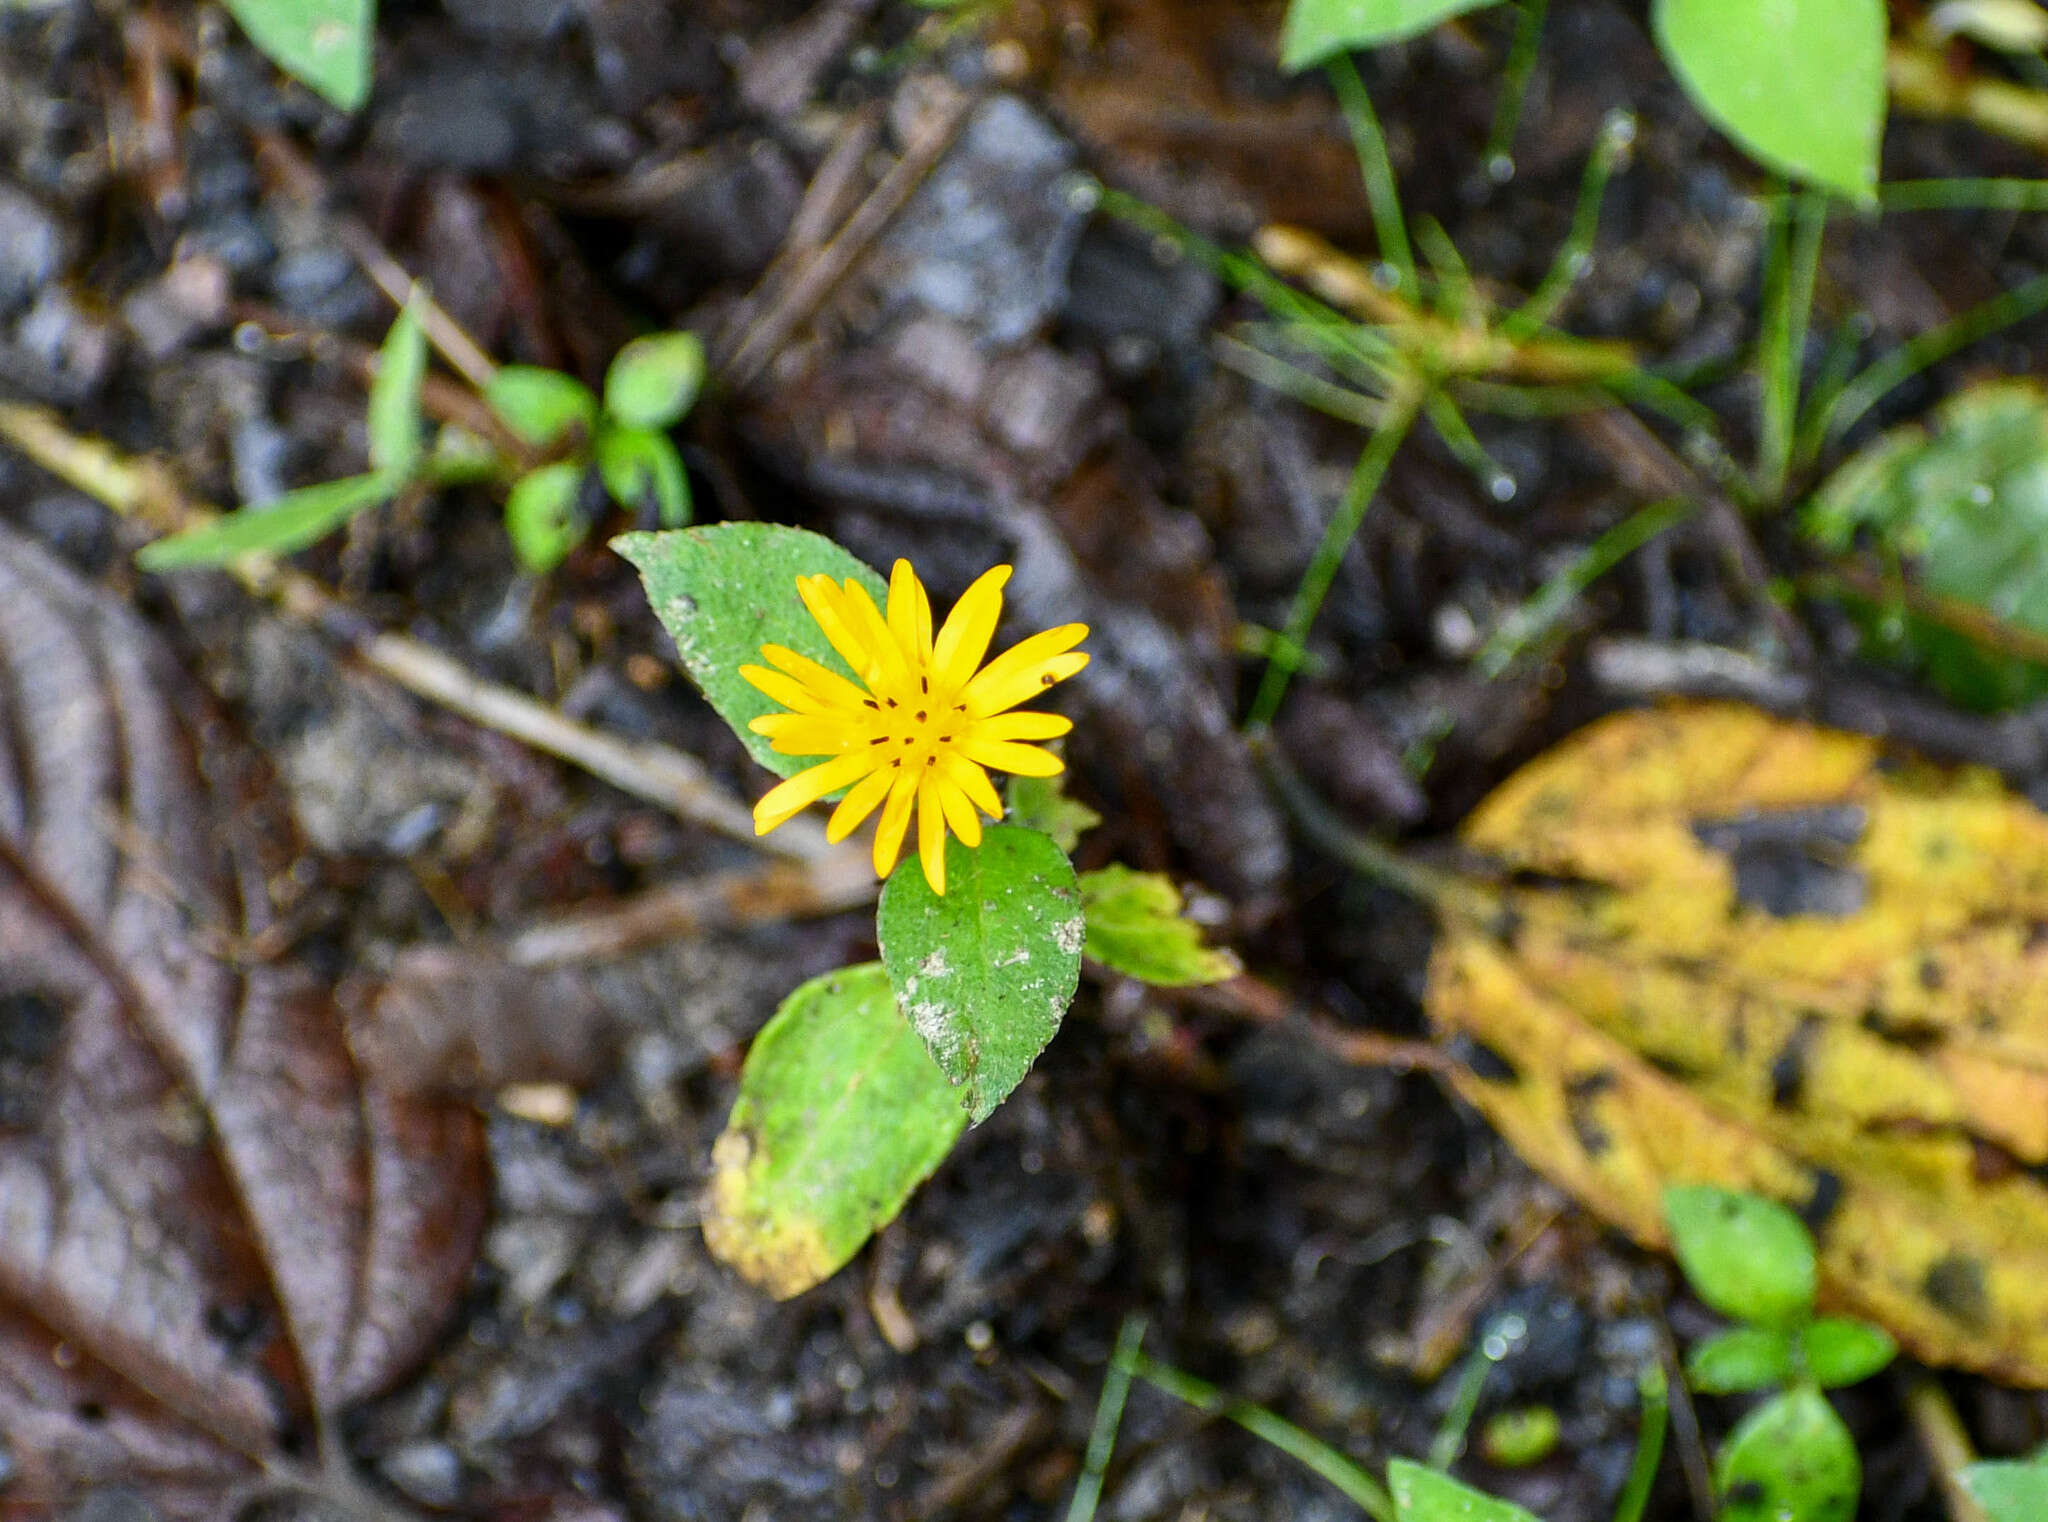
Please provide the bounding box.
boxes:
[3,1,2047,1517]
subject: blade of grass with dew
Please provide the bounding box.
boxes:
[1475,496,1695,678]
[1216,335,1387,429]
[1126,1350,1396,1522]
[1610,1364,1670,1522]
[1414,216,1479,325]
[1503,110,1633,339]
[1428,1327,1512,1469]
[1483,0,1551,178]
[1065,1315,1148,1522]
[1426,390,1514,500]
[1327,53,1416,300]
[1248,387,1422,729]
[1823,270,2048,442]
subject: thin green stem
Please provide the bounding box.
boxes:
[1792,315,1871,470]
[1825,270,2048,442]
[1215,335,1385,429]
[1757,188,1827,501]
[1327,54,1416,300]
[1483,0,1550,176]
[1425,391,1511,496]
[1414,215,1477,324]
[1610,1364,1669,1522]
[1248,388,1422,729]
[1475,496,1695,679]
[1504,109,1633,340]
[1125,1351,1397,1522]
[1065,1315,1148,1522]
[1428,1338,1503,1470]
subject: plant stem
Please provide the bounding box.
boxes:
[1825,270,2048,442]
[1248,387,1421,729]
[1065,1315,1148,1522]
[1757,188,1827,501]
[1881,177,2048,213]
[1504,108,1632,339]
[1902,1377,1992,1522]
[1483,0,1550,176]
[1125,1351,1397,1522]
[1327,53,1417,300]
[1609,1363,1669,1522]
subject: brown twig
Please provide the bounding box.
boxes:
[0,400,828,858]
[1890,39,2048,157]
[1902,1376,1992,1522]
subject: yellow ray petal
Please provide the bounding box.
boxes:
[872,767,919,878]
[960,737,1065,777]
[967,710,1072,743]
[757,644,872,713]
[936,752,1004,818]
[917,773,947,895]
[961,626,1089,717]
[839,577,915,692]
[754,751,883,834]
[827,765,896,843]
[739,664,833,715]
[796,575,886,685]
[936,773,983,848]
[930,564,1011,695]
[887,560,934,664]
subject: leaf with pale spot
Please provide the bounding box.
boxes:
[878,826,1083,1124]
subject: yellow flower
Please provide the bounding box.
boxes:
[740,560,1088,895]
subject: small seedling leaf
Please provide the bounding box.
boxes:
[1963,1459,2048,1522]
[485,365,600,449]
[604,331,707,432]
[596,424,691,527]
[877,826,1083,1124]
[1801,1317,1897,1388]
[504,461,585,574]
[1006,773,1100,853]
[1387,1459,1543,1522]
[1078,864,1241,986]
[1685,1325,1795,1394]
[1805,380,2048,711]
[1652,0,1885,201]
[1715,1387,1859,1522]
[1280,0,1505,66]
[137,471,400,570]
[613,523,889,778]
[223,0,374,111]
[367,298,427,475]
[703,963,966,1299]
[1665,1185,1817,1327]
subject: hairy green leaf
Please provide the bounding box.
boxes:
[1801,1317,1896,1388]
[1686,1326,1795,1394]
[136,471,399,570]
[1653,0,1885,201]
[703,963,966,1299]
[1006,773,1100,853]
[223,0,374,110]
[1079,865,1240,986]
[613,523,888,778]
[878,826,1083,1124]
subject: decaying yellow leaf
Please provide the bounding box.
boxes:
[1427,703,2048,1384]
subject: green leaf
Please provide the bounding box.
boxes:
[1686,1326,1795,1394]
[1800,1317,1897,1388]
[703,963,967,1300]
[1652,0,1886,202]
[1964,1460,2048,1522]
[1078,864,1241,987]
[136,471,399,570]
[603,331,707,432]
[1387,1459,1542,1522]
[485,365,600,449]
[1663,1185,1817,1327]
[1006,773,1100,853]
[596,424,692,527]
[1715,1388,1860,1522]
[223,0,374,111]
[504,461,585,574]
[877,825,1084,1125]
[612,523,889,779]
[367,298,427,476]
[1805,380,2048,711]
[1280,0,1505,66]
